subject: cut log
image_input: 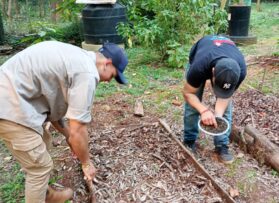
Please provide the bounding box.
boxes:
[231,125,279,172]
[134,100,144,117]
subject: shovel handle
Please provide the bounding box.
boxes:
[86,180,96,203]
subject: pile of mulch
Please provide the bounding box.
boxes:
[53,101,224,203]
[233,89,279,146]
[49,95,279,203]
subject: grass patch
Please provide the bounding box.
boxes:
[250,3,279,40]
[225,158,243,178]
[0,163,25,203]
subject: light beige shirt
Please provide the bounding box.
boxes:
[0,41,99,135]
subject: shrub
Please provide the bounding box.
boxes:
[118,0,228,67]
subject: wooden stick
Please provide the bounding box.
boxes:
[86,180,96,203]
[159,119,236,203]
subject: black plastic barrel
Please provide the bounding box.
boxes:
[228,6,251,36]
[82,3,127,44]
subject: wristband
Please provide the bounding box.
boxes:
[200,109,210,115]
[82,162,91,169]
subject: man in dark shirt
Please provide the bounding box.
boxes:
[182,35,246,164]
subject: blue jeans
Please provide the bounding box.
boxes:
[183,67,232,147]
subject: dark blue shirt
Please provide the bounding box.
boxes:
[187,35,246,89]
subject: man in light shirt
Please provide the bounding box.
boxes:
[0,41,128,203]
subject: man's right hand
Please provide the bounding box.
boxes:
[82,162,96,181]
[201,110,217,128]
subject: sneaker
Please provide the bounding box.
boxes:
[215,145,234,164]
[184,140,197,154]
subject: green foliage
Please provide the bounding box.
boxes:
[49,175,63,185]
[19,20,83,45]
[118,0,228,68]
[0,164,25,203]
[271,169,279,177]
[55,0,84,21]
[20,21,59,44]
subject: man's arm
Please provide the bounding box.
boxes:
[215,98,231,117]
[183,81,217,127]
[67,119,96,181]
[52,119,96,181]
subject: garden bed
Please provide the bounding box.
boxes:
[53,97,226,203]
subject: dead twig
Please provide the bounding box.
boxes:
[152,153,174,172]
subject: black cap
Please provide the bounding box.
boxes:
[99,43,128,84]
[213,58,240,98]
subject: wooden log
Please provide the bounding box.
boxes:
[134,100,144,117]
[231,125,279,172]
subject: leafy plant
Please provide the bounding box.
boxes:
[118,0,228,68]
[20,21,59,44]
[19,20,83,45]
[55,0,84,21]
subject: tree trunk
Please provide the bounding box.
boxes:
[14,0,20,16]
[231,125,279,172]
[0,9,4,45]
[7,0,12,21]
[39,0,44,17]
[51,1,57,23]
[220,0,227,10]
[257,0,261,12]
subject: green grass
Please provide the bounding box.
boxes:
[225,157,243,178]
[96,47,184,100]
[250,3,279,40]
[0,163,25,203]
[240,3,279,56]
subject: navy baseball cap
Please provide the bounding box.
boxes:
[213,58,240,98]
[99,43,128,84]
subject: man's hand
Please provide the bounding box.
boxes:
[200,109,217,128]
[82,162,96,181]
